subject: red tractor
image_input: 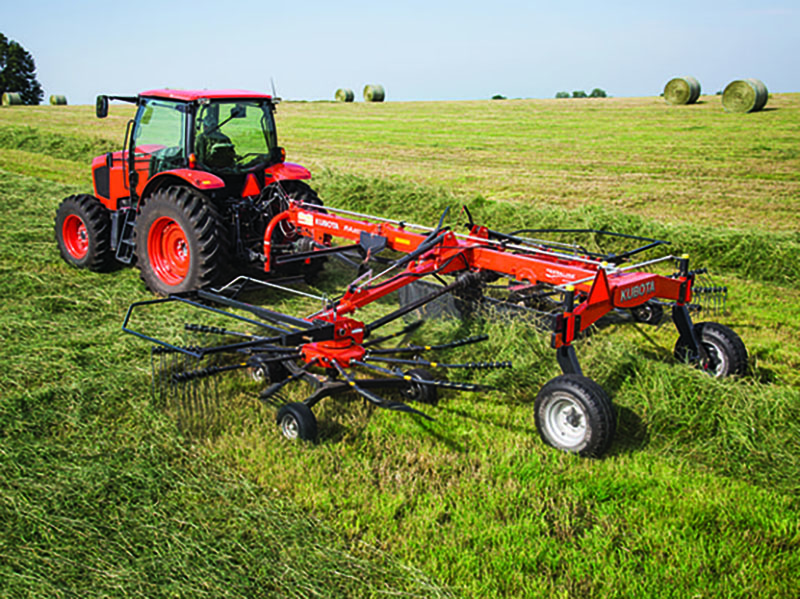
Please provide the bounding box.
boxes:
[55,89,321,294]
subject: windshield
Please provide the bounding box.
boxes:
[194,100,277,173]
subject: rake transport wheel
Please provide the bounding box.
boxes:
[135,186,228,295]
[276,402,318,442]
[55,194,113,271]
[401,368,439,405]
[534,374,616,458]
[674,321,748,377]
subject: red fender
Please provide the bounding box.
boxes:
[264,162,311,182]
[140,169,226,206]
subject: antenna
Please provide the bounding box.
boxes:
[270,77,282,104]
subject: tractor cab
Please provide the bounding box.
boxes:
[92,90,290,210]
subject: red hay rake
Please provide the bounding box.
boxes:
[124,199,745,457]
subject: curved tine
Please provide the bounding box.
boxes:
[259,358,319,401]
[364,354,511,371]
[366,334,490,355]
[351,359,494,393]
[362,320,424,348]
[332,362,433,421]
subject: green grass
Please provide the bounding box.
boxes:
[1,96,800,597]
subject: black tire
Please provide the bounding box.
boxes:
[673,321,748,377]
[263,180,326,280]
[534,374,616,458]
[401,368,438,405]
[135,186,229,295]
[54,194,113,271]
[631,301,664,325]
[276,402,317,441]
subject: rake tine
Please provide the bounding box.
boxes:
[259,359,319,402]
[332,362,433,421]
[366,334,489,355]
[351,360,495,393]
[362,320,425,348]
[171,362,250,384]
[184,323,262,339]
[364,354,512,371]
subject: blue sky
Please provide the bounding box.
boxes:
[2,0,797,104]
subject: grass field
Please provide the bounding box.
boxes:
[1,95,799,597]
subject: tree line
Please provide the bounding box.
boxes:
[556,89,607,98]
[1,33,43,105]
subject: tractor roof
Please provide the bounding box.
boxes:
[139,89,273,102]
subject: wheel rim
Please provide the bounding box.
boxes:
[543,393,588,449]
[148,216,190,286]
[280,414,299,440]
[702,340,728,377]
[62,214,89,259]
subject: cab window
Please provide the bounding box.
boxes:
[133,99,186,175]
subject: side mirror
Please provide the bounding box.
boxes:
[95,96,108,119]
[96,95,109,119]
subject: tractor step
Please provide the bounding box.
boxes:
[114,207,137,264]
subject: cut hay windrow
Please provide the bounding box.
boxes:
[2,92,22,106]
[49,95,68,105]
[663,76,701,105]
[722,78,768,113]
[363,84,385,102]
[335,88,354,102]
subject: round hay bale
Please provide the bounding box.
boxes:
[335,88,354,102]
[663,76,701,105]
[2,92,22,106]
[722,78,768,113]
[49,94,68,105]
[363,84,385,102]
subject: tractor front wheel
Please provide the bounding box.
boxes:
[534,374,616,458]
[55,194,113,271]
[135,186,228,295]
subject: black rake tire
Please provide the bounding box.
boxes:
[55,194,114,271]
[401,368,438,405]
[674,321,748,378]
[276,402,318,442]
[135,186,229,295]
[534,374,616,458]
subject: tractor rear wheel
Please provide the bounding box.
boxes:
[135,186,229,295]
[674,321,748,377]
[534,374,616,458]
[55,194,113,271]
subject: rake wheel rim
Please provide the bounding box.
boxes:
[543,392,588,448]
[280,413,300,440]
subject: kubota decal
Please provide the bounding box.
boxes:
[619,280,656,303]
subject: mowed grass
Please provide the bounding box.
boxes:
[1,95,799,597]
